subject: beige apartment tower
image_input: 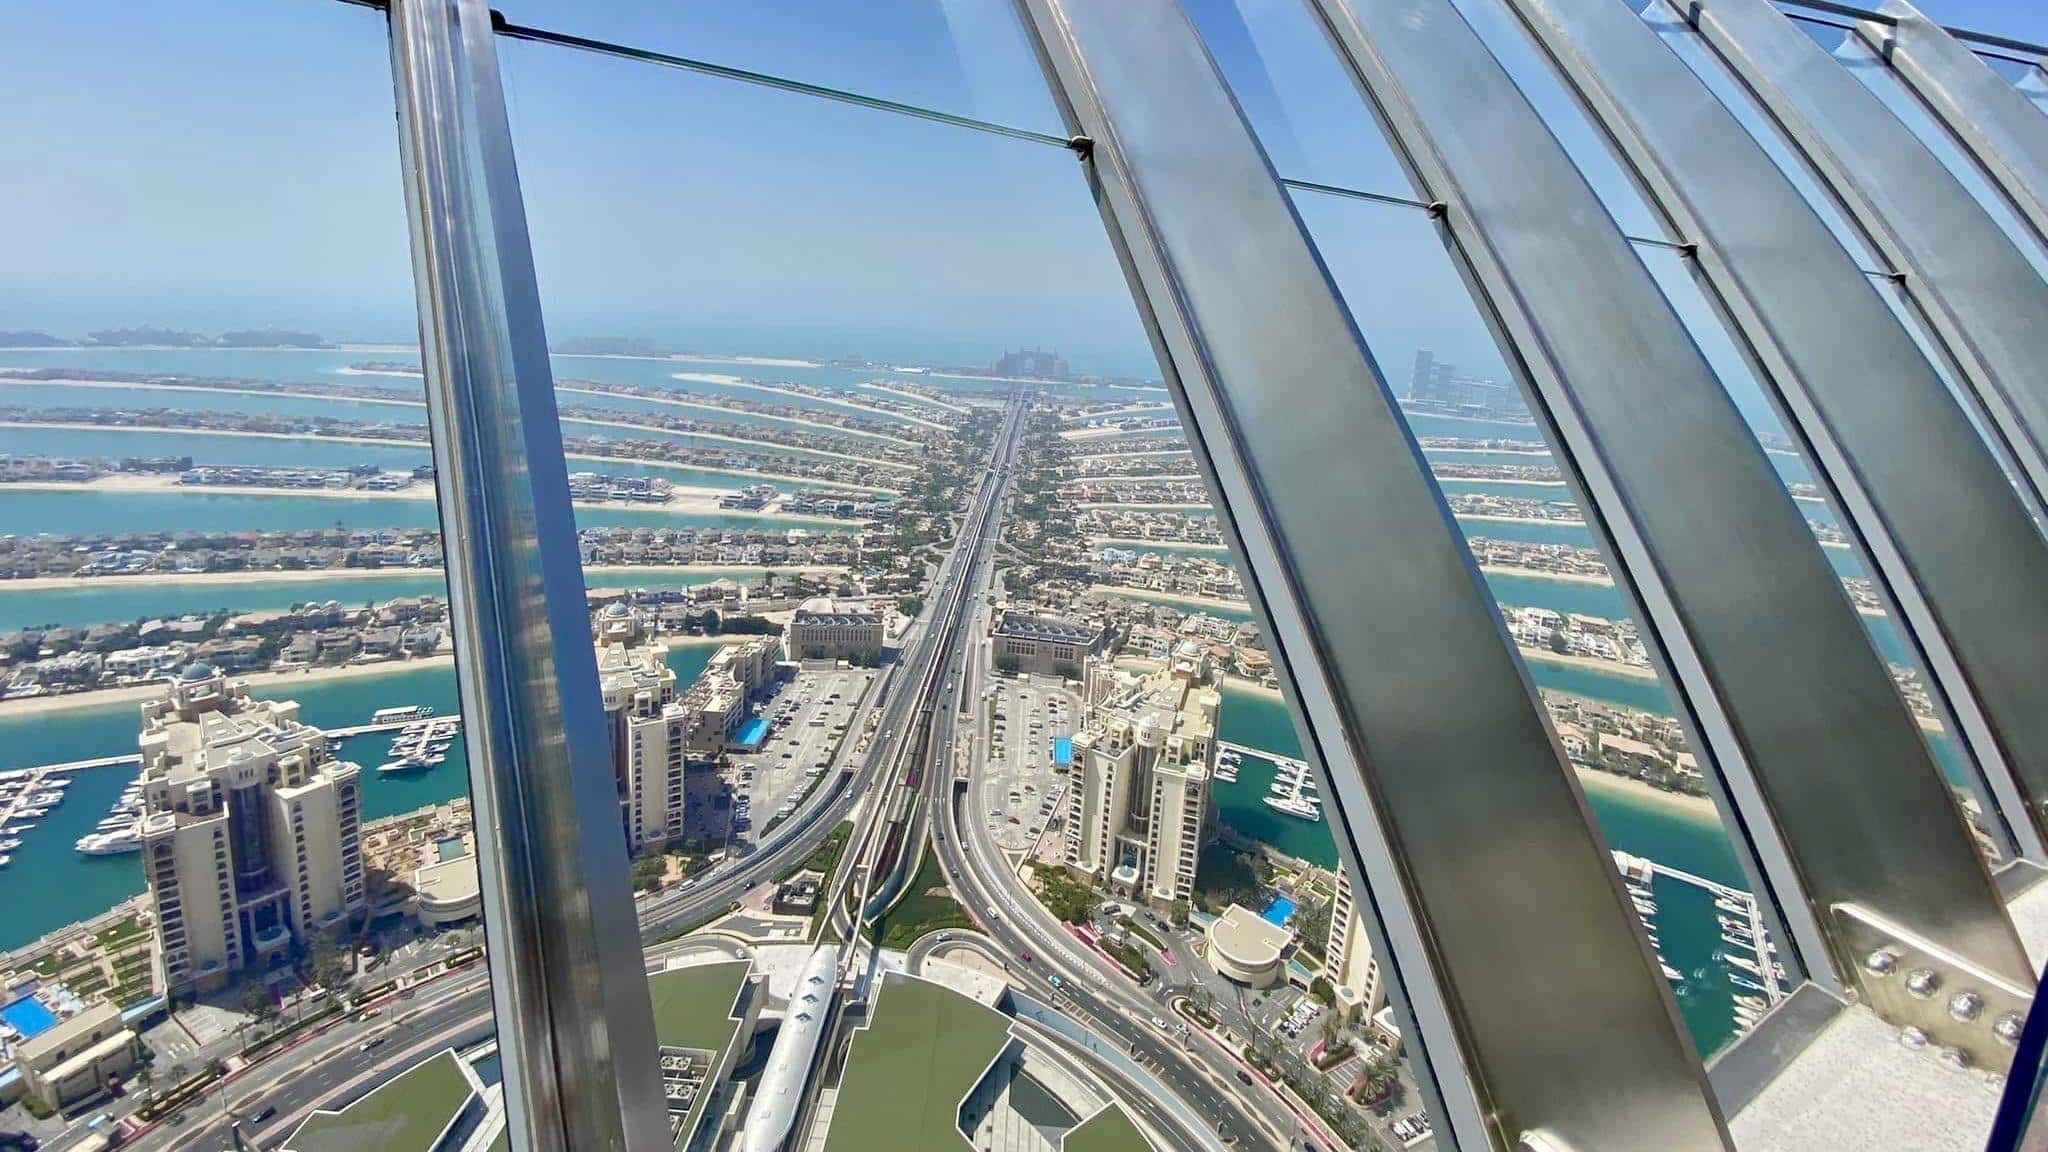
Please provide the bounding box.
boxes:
[1326,870,1385,1023]
[139,664,365,995]
[1065,641,1218,908]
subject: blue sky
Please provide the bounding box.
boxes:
[0,0,2038,381]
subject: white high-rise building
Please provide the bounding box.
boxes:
[139,665,365,995]
[1326,870,1384,1022]
[1065,641,1218,908]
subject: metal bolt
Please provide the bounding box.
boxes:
[1937,1046,1971,1071]
[1994,1012,2025,1045]
[1948,990,1984,1022]
[1862,949,1897,977]
[1899,1025,1929,1050]
[1904,968,1941,998]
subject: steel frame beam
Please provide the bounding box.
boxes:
[1507,0,2048,919]
[1668,0,2048,542]
[1305,0,2030,1056]
[1011,1,1727,1148]
[1856,0,2048,250]
[386,1,669,1148]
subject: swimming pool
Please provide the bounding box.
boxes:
[1053,736,1073,766]
[434,836,467,863]
[735,717,770,750]
[1262,895,1298,927]
[1,994,58,1039]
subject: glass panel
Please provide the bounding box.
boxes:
[1291,188,1774,1059]
[1443,0,1677,240]
[1630,243,2004,862]
[1180,0,1422,199]
[0,3,498,1150]
[498,25,1436,1152]
[1793,16,2048,279]
[492,0,1065,136]
[1639,0,1891,271]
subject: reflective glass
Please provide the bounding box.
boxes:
[0,3,500,1149]
[496,25,1427,1152]
[491,0,1065,136]
[1292,188,1780,1059]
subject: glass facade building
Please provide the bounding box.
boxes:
[0,0,2044,1149]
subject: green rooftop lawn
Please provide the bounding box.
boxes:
[824,974,1011,1152]
[647,960,751,1052]
[1063,1103,1155,1152]
[286,1050,472,1152]
[646,961,752,1149]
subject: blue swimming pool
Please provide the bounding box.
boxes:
[1,994,58,1039]
[1261,896,1298,928]
[735,716,770,751]
[1053,736,1073,765]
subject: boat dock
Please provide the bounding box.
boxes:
[1636,858,1785,1009]
[1216,740,1308,774]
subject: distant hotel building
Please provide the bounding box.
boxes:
[1326,871,1385,1023]
[1066,642,1218,908]
[990,609,1103,678]
[1408,350,1519,416]
[139,665,365,995]
[786,597,884,661]
[596,628,780,854]
[992,347,1070,381]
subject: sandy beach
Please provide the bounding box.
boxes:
[0,474,858,526]
[1088,536,1229,552]
[1422,445,1551,456]
[0,654,458,719]
[860,382,969,414]
[0,564,846,594]
[672,375,948,431]
[0,420,892,494]
[1476,563,1612,587]
[1070,448,1191,461]
[670,353,819,370]
[561,412,915,471]
[3,376,421,408]
[1519,646,1659,682]
[1090,584,1248,615]
[1061,403,1174,423]
[565,383,915,447]
[1574,768,1720,822]
[1454,512,1588,528]
[1059,424,1180,441]
[1436,476,1566,488]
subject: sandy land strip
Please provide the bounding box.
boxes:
[1059,424,1183,441]
[1476,563,1613,587]
[1454,512,1588,529]
[0,474,856,526]
[1060,403,1174,423]
[1061,472,1201,486]
[1574,768,1719,822]
[0,655,457,719]
[1090,584,1248,615]
[0,564,846,594]
[1088,536,1228,552]
[667,374,947,431]
[1077,502,1210,511]
[1395,407,1544,433]
[0,344,416,355]
[1422,445,1552,457]
[560,413,915,471]
[1518,647,1659,682]
[0,421,894,495]
[1435,476,1566,488]
[1,376,422,408]
[860,382,969,414]
[669,353,819,369]
[566,380,913,446]
[1070,449,1190,462]
[332,367,420,380]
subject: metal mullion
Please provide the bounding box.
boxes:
[1306,0,2032,1064]
[1507,0,2048,910]
[386,1,668,1149]
[1854,1,2048,252]
[1012,1,1728,1148]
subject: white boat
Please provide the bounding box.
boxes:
[28,791,62,805]
[17,807,47,818]
[0,855,10,868]
[1264,792,1322,821]
[377,757,429,775]
[0,838,20,851]
[1212,762,1239,783]
[75,826,141,855]
[97,816,136,832]
[373,704,435,724]
[1661,962,1684,982]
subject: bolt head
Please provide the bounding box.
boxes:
[1948,990,1985,1022]
[1937,1046,1971,1071]
[1994,1012,2026,1045]
[1904,968,1941,998]
[1862,949,1898,977]
[1899,1025,1929,1050]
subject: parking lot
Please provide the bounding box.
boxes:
[726,668,877,845]
[980,676,1079,853]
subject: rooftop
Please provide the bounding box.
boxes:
[1062,1104,1156,1152]
[285,1049,475,1152]
[793,596,881,626]
[647,960,752,1149]
[1206,904,1294,971]
[823,974,1011,1152]
[993,610,1103,646]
